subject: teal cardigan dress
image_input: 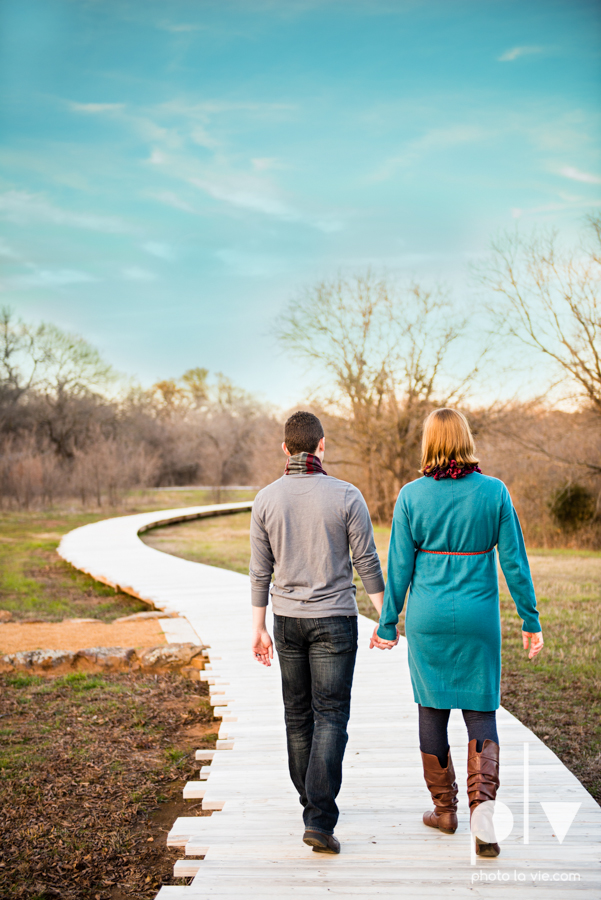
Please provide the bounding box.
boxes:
[376,473,541,711]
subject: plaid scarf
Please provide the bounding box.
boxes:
[284,452,328,476]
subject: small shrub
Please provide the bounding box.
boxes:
[549,483,596,531]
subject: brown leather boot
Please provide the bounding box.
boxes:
[421,749,458,834]
[467,738,501,857]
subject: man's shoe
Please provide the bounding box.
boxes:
[302,829,340,854]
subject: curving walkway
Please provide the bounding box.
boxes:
[59,503,601,899]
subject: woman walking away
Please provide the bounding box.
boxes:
[371,409,543,858]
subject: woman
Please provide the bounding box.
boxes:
[372,408,543,858]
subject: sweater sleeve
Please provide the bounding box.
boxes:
[497,487,541,633]
[249,502,274,608]
[347,487,385,595]
[377,494,416,641]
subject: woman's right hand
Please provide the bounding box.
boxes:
[523,631,544,660]
[369,625,400,650]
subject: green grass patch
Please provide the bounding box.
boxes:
[5,673,43,689]
[0,489,254,623]
[164,747,187,765]
[141,509,254,574]
[54,673,109,692]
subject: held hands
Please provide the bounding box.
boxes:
[252,628,273,667]
[523,631,544,660]
[369,625,400,651]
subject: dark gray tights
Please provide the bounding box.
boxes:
[418,705,499,768]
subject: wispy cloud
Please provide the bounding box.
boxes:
[498,46,543,62]
[158,22,203,33]
[141,241,176,260]
[559,166,601,185]
[188,172,341,231]
[146,148,342,232]
[0,239,20,259]
[252,157,285,171]
[12,268,96,288]
[214,248,287,277]
[122,266,157,282]
[188,173,299,220]
[157,99,295,117]
[0,190,132,233]
[511,195,601,218]
[68,101,178,147]
[370,125,487,181]
[190,125,221,150]
[144,190,200,214]
[69,102,125,114]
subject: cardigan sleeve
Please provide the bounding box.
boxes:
[497,487,541,633]
[377,495,416,641]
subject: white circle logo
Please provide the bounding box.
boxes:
[471,800,514,844]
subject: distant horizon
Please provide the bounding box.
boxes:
[1,0,600,406]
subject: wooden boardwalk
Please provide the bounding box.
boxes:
[59,503,601,898]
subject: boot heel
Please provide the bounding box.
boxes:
[475,838,500,857]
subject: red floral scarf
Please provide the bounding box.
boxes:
[424,459,481,481]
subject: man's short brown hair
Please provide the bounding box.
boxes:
[284,411,324,456]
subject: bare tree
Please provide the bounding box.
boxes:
[478,218,601,413]
[200,375,263,500]
[277,272,478,519]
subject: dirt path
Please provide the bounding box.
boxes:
[0,619,167,654]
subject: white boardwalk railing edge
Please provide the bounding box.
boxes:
[58,503,601,899]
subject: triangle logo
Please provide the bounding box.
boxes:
[540,802,581,843]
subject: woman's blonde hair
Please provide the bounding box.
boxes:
[420,408,479,474]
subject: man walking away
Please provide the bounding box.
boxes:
[250,411,391,854]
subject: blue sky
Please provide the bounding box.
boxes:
[1,0,600,406]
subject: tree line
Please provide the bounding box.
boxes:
[2,217,600,547]
[0,315,281,507]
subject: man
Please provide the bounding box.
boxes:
[250,410,393,854]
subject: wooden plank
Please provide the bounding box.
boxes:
[173,860,203,877]
[183,782,206,800]
[195,750,215,761]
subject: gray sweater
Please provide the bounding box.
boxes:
[250,474,385,617]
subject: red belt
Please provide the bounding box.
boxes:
[418,547,494,556]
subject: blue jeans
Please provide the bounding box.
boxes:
[273,614,358,835]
